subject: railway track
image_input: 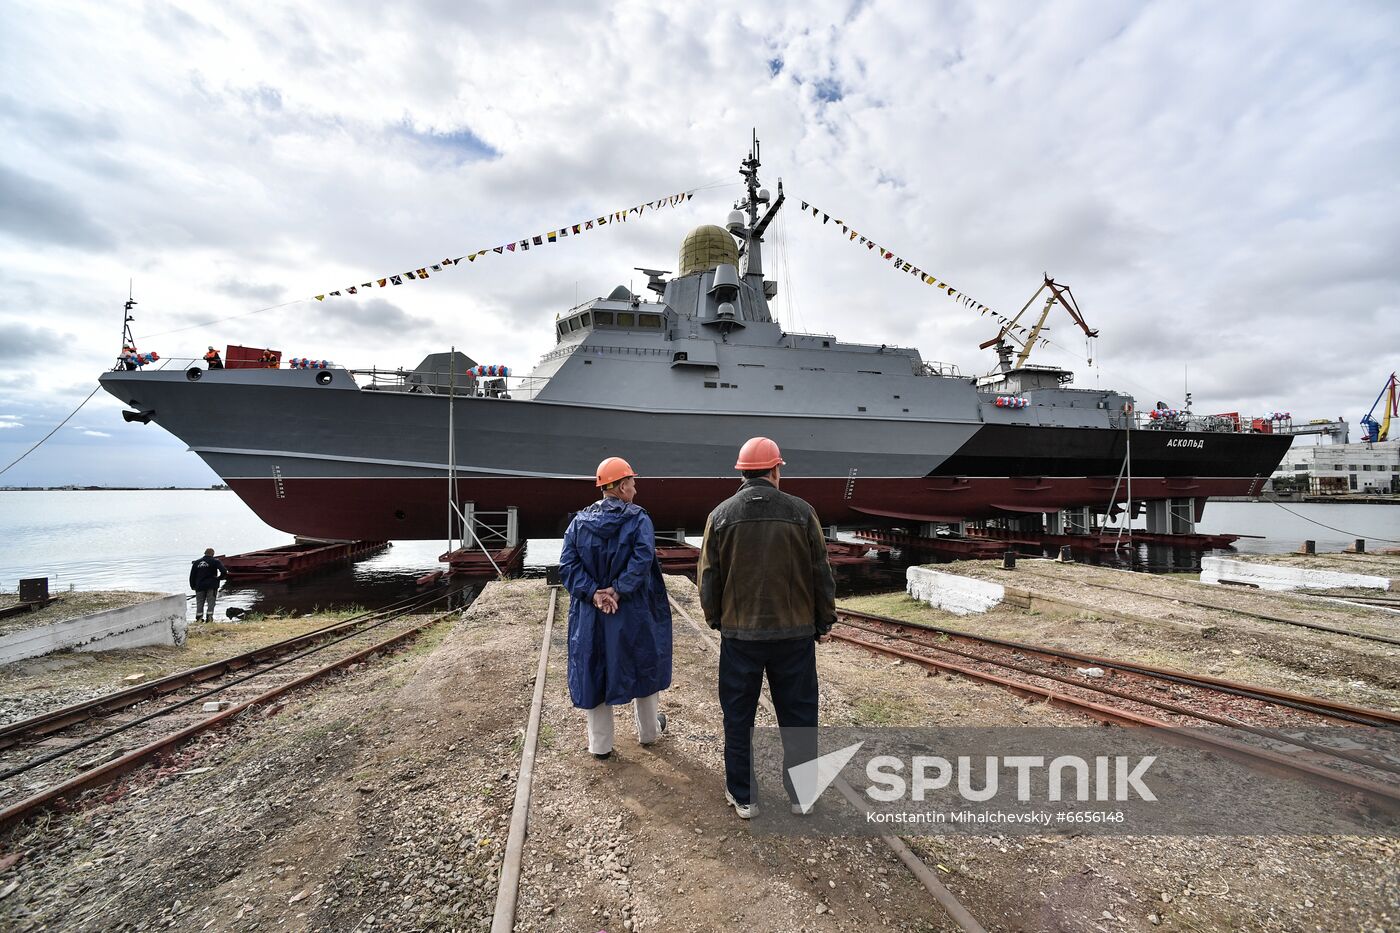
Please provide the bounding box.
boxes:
[831,607,1400,810]
[0,590,464,831]
[1013,567,1400,646]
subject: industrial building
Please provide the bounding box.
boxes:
[1271,439,1400,494]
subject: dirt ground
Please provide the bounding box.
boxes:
[0,575,1396,932]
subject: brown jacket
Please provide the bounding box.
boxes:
[697,478,836,640]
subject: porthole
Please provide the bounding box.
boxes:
[316,370,333,385]
[395,510,407,520]
[186,367,203,381]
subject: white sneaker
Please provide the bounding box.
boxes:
[724,790,753,820]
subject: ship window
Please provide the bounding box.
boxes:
[583,360,593,365]
[580,312,592,327]
[594,311,614,325]
[858,406,867,412]
[774,385,784,390]
[639,313,662,328]
[616,312,635,327]
[738,362,765,368]
[704,381,717,388]
[557,323,567,338]
[822,340,831,348]
[859,370,883,375]
[566,318,579,332]
[902,408,909,412]
[893,395,901,399]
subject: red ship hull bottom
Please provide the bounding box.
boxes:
[226,475,1264,542]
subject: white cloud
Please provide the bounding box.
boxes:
[0,421,21,429]
[80,430,111,438]
[0,0,1397,485]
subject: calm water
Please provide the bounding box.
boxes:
[0,492,1395,610]
[0,490,517,614]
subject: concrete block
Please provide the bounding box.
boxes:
[1200,556,1391,593]
[906,566,1006,615]
[0,595,187,665]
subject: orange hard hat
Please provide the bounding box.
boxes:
[735,436,785,471]
[595,456,637,488]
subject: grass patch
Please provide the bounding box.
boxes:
[853,697,904,725]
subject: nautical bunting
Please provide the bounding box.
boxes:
[312,189,696,301]
[798,197,1009,329]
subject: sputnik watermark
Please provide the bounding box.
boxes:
[861,754,1157,803]
[748,727,1400,837]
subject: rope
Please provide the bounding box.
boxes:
[0,384,103,478]
[1259,495,1400,544]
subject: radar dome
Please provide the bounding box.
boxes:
[678,224,739,277]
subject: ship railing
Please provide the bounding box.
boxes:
[110,356,199,373]
[349,367,554,400]
[540,343,670,363]
[919,360,963,377]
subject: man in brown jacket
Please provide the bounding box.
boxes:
[697,436,836,819]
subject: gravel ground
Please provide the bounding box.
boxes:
[1,576,1395,932]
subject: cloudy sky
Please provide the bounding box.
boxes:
[1,0,1396,487]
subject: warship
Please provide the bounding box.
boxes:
[100,139,1292,542]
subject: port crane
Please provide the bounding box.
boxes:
[980,274,1098,369]
[1360,371,1397,442]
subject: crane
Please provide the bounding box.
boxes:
[1360,371,1397,443]
[980,274,1098,370]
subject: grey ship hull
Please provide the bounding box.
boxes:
[98,366,1290,540]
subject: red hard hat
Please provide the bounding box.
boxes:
[734,437,785,471]
[595,456,637,488]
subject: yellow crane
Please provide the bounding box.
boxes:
[980,275,1098,368]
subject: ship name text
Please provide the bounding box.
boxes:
[1165,438,1205,449]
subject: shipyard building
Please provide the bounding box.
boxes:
[1271,439,1400,494]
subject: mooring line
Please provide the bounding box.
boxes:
[491,585,557,933]
[666,593,987,933]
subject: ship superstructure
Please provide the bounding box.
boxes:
[99,139,1291,541]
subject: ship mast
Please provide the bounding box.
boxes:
[731,130,784,279]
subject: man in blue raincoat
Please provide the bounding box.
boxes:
[560,456,673,760]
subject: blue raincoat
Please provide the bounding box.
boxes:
[561,497,673,710]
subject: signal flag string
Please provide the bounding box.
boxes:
[138,184,719,341]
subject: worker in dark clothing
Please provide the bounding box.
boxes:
[204,346,223,369]
[189,548,228,622]
[697,437,836,819]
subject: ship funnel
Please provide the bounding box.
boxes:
[709,263,740,303]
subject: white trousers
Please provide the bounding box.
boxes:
[585,692,662,755]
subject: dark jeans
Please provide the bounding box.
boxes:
[718,635,818,806]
